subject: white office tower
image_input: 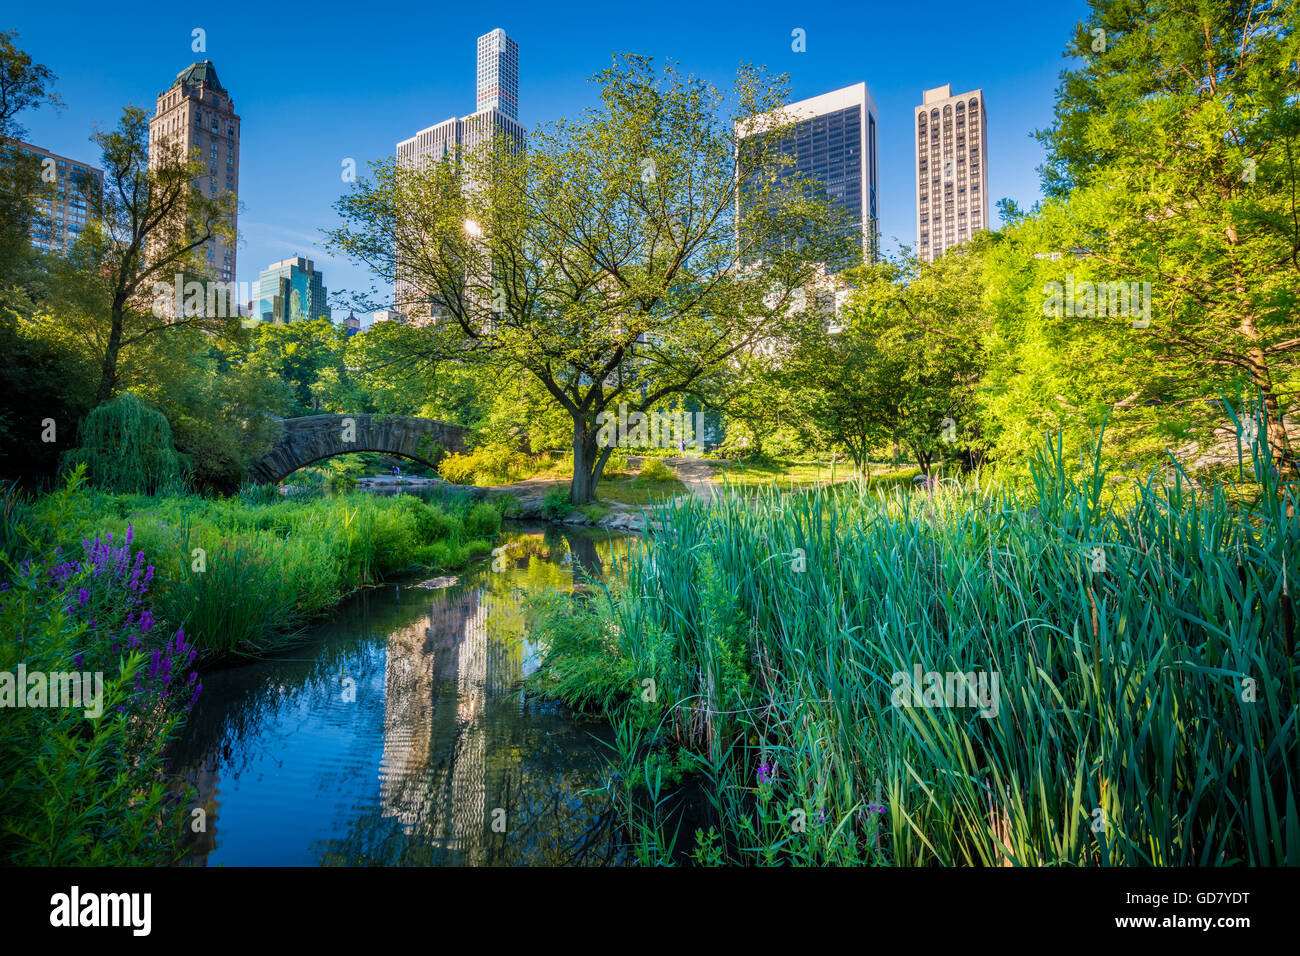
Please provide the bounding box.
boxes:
[476,28,519,120]
[395,29,525,319]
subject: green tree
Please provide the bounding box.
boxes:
[1037,0,1300,473]
[40,106,236,405]
[244,317,354,415]
[828,246,990,476]
[330,56,845,503]
[706,342,806,459]
[60,392,185,494]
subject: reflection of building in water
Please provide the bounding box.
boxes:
[183,762,222,865]
[379,579,526,863]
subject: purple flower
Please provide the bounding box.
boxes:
[757,762,775,784]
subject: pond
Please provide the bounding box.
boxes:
[171,523,636,866]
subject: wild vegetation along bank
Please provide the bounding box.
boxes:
[533,435,1299,866]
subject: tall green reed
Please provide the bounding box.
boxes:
[568,427,1297,865]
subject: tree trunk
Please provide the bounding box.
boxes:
[570,416,601,505]
[95,308,125,405]
[914,448,931,478]
[1248,346,1293,477]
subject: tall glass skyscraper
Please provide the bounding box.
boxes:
[738,83,880,271]
[476,28,519,120]
[254,256,328,324]
[395,28,525,319]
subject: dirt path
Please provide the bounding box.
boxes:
[662,457,718,502]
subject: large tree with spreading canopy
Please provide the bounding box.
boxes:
[329,55,848,503]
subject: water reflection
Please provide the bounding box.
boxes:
[172,524,636,866]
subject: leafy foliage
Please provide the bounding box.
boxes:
[542,427,1298,865]
[60,393,186,494]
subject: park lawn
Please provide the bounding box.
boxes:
[595,475,687,506]
[710,457,920,492]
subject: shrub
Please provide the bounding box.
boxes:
[464,500,502,538]
[60,393,187,495]
[438,442,533,485]
[541,486,571,519]
[531,591,636,711]
[637,458,676,482]
[389,494,455,541]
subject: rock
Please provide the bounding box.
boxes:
[414,575,459,589]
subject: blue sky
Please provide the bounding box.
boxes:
[10,0,1089,323]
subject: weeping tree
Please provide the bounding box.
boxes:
[329,55,850,503]
[61,392,186,494]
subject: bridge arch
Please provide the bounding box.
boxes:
[247,414,470,484]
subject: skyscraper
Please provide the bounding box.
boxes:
[915,84,988,263]
[11,141,102,255]
[395,29,526,319]
[476,28,519,120]
[737,83,880,271]
[148,60,240,282]
[254,256,328,324]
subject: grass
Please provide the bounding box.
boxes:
[711,456,920,493]
[5,482,503,661]
[533,430,1299,866]
[594,475,687,507]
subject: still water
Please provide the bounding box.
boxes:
[172,524,636,866]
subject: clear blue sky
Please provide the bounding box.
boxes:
[10,0,1089,323]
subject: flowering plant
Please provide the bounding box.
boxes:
[5,525,201,725]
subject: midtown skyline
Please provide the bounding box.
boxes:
[7,0,1089,325]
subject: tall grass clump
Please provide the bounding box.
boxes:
[16,487,504,661]
[60,393,187,495]
[538,427,1298,866]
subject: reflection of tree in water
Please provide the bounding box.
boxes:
[564,530,605,582]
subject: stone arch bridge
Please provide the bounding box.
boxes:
[247,414,469,484]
